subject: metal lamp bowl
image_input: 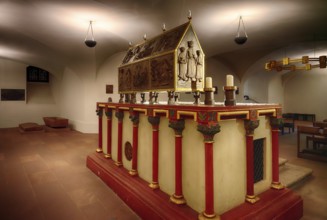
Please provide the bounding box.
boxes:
[85,40,97,47]
[234,36,247,45]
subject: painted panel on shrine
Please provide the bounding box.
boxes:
[118,22,204,93]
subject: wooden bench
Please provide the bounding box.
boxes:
[281,114,295,135]
[43,117,69,128]
[19,122,44,133]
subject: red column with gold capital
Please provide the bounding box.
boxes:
[105,107,112,159]
[129,111,139,176]
[148,116,160,189]
[168,119,186,205]
[115,110,124,167]
[96,107,103,153]
[197,123,221,220]
[270,117,285,190]
[244,119,260,204]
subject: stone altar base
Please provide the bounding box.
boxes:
[86,152,198,220]
[220,188,303,220]
[87,152,303,220]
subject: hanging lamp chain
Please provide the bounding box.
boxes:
[85,21,95,41]
[236,16,248,38]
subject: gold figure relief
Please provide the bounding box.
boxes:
[119,21,204,94]
[150,54,174,89]
[132,62,149,90]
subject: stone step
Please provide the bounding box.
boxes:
[279,157,288,167]
[279,163,313,188]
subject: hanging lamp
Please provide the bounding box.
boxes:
[85,21,97,48]
[234,16,248,45]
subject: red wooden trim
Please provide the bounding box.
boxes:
[97,102,281,112]
[97,102,281,122]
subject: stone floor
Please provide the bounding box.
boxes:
[279,131,327,220]
[0,128,140,220]
[0,126,326,219]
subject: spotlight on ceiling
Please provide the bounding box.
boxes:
[85,21,97,48]
[234,16,248,45]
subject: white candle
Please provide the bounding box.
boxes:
[226,75,234,86]
[205,77,212,88]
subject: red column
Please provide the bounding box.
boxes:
[197,123,220,219]
[104,108,112,159]
[169,119,186,205]
[244,119,260,204]
[245,135,255,200]
[175,134,183,197]
[270,117,285,190]
[148,116,160,189]
[115,110,124,167]
[129,113,139,176]
[96,108,103,153]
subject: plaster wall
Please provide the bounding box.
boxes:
[283,69,327,121]
[0,59,59,128]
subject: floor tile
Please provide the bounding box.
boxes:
[1,127,325,220]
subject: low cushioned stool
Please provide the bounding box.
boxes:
[19,122,44,132]
[43,117,69,128]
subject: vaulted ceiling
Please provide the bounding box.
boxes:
[1,0,327,80]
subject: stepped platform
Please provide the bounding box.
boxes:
[279,157,313,188]
[87,153,305,220]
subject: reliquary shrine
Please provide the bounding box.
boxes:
[87,20,303,220]
[118,21,204,94]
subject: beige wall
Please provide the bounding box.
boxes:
[1,46,326,131]
[0,59,59,128]
[283,69,327,121]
